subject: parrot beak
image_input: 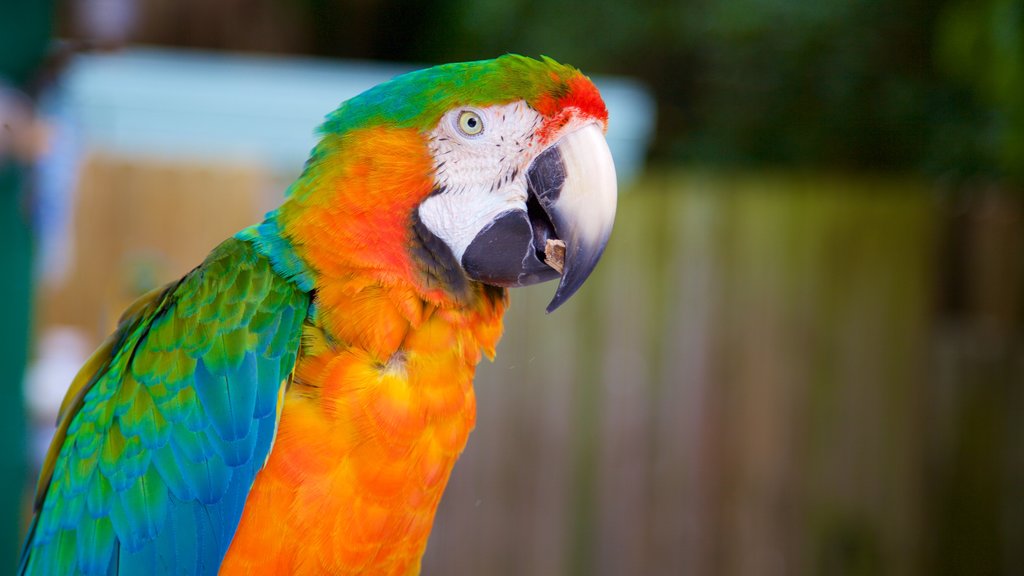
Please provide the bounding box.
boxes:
[530,123,617,311]
[460,123,617,312]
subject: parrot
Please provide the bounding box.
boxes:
[19,54,617,575]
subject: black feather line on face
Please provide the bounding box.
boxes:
[410,201,471,300]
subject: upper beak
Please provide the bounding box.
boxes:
[529,123,617,311]
[459,122,617,311]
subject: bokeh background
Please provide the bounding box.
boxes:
[2,0,1022,574]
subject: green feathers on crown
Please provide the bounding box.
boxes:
[319,55,584,136]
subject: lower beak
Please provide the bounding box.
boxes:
[460,123,617,311]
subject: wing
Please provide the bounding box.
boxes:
[20,237,310,575]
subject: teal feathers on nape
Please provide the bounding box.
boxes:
[20,238,310,575]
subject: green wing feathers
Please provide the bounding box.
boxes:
[21,238,310,575]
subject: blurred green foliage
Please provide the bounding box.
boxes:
[294,0,1023,186]
[936,0,1024,183]
[99,0,1017,184]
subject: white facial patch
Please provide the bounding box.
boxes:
[418,101,544,262]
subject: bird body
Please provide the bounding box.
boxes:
[21,55,616,575]
[221,270,503,575]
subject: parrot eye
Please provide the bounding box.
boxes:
[456,110,484,136]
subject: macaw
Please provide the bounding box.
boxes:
[20,55,616,575]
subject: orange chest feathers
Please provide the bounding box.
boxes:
[221,278,506,576]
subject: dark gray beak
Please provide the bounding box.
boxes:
[461,123,617,311]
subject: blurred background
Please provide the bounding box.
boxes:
[2,0,1022,574]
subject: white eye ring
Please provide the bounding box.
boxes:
[456,110,484,136]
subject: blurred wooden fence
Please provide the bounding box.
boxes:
[424,174,1023,576]
[29,161,1024,575]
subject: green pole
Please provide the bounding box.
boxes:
[0,163,33,572]
[0,0,54,571]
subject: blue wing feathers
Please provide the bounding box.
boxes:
[20,238,309,575]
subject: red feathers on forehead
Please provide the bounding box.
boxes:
[533,75,609,144]
[561,75,609,123]
[534,75,608,123]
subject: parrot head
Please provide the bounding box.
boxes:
[277,55,617,312]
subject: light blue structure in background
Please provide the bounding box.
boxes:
[60,48,656,183]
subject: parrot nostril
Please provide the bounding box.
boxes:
[526,192,558,262]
